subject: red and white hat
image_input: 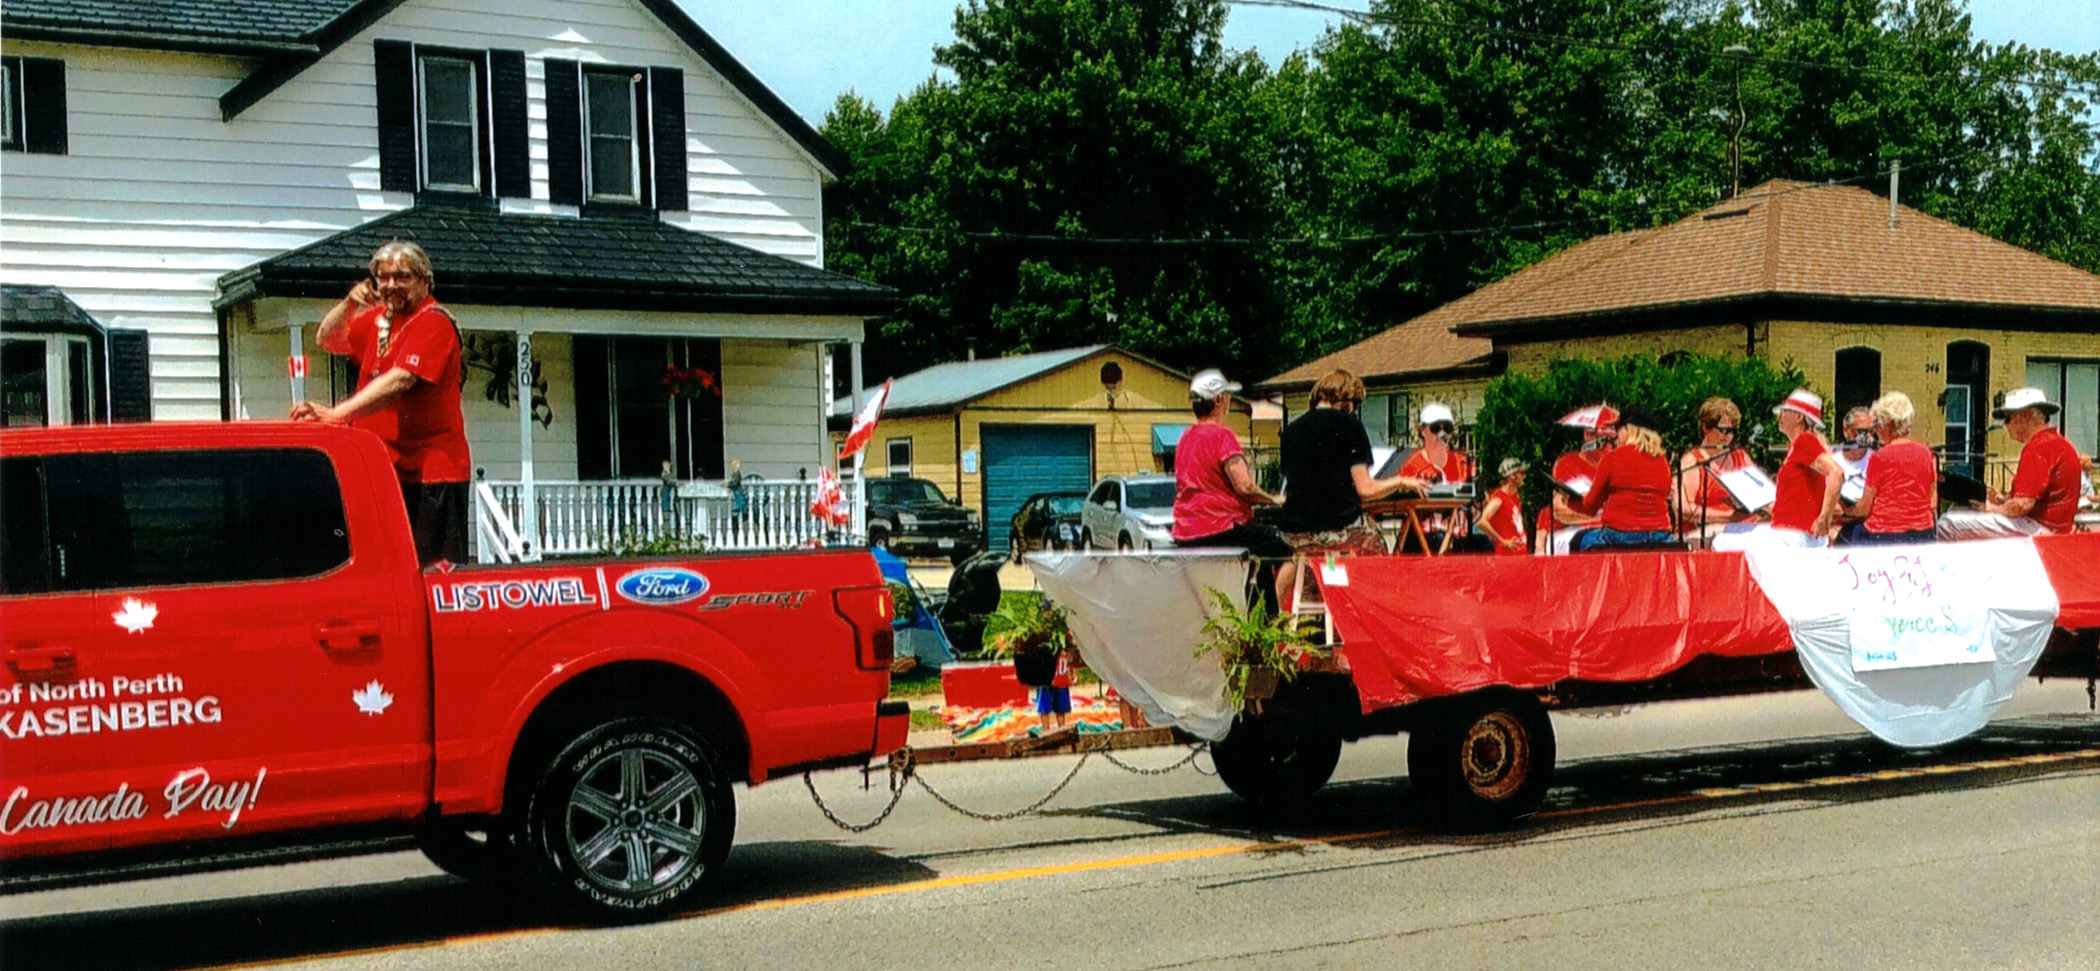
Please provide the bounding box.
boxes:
[1558,403,1620,429]
[1773,388,1824,428]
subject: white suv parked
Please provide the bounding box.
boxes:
[1080,474,1177,551]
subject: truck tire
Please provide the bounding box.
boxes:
[1407,691,1555,828]
[1209,712,1342,807]
[523,717,734,919]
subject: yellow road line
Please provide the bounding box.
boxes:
[190,745,2100,971]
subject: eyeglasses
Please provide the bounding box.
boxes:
[1713,425,1737,434]
[1427,422,1455,436]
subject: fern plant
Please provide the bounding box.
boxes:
[1193,587,1326,713]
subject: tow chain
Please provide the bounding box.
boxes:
[803,750,914,833]
[911,753,1092,821]
[806,738,1214,833]
[1102,743,1209,776]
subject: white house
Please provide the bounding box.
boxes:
[1,0,895,559]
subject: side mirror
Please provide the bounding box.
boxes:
[1102,500,1119,513]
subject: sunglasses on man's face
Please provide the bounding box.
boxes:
[1427,422,1455,436]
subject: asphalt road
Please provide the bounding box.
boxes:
[8,683,2100,970]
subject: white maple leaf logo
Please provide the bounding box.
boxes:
[112,598,158,634]
[352,680,394,716]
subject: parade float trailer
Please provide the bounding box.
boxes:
[1023,537,2100,826]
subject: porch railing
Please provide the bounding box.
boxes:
[473,478,839,562]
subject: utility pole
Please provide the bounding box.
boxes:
[1724,45,1751,200]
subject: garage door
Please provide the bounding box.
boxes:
[980,425,1094,552]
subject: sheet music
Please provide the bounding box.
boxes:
[1555,475,1593,498]
[1369,446,1399,479]
[1717,465,1778,512]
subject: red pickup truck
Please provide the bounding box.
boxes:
[0,421,908,917]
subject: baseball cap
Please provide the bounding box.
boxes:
[1189,369,1241,398]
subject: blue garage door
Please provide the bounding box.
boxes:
[981,425,1094,552]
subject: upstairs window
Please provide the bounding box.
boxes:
[585,70,644,202]
[545,60,688,212]
[373,41,528,199]
[2,55,66,155]
[886,438,913,477]
[418,54,483,192]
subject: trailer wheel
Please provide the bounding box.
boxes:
[1408,692,1554,827]
[523,717,734,920]
[1210,713,1342,807]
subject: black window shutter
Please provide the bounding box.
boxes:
[650,67,687,212]
[489,50,530,198]
[373,40,418,192]
[22,57,67,155]
[543,59,583,207]
[107,329,152,422]
[572,335,610,479]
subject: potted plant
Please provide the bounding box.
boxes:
[984,594,1071,688]
[1194,588,1327,714]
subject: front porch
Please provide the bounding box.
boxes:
[213,204,897,562]
[470,475,849,562]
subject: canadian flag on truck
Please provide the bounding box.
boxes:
[837,380,892,461]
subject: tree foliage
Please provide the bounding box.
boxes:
[1470,353,1808,514]
[821,0,2100,385]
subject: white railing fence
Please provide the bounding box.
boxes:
[473,478,838,562]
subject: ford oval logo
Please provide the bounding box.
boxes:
[615,567,709,605]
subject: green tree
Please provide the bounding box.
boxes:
[822,0,1293,383]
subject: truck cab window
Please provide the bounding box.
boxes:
[88,449,351,588]
[0,456,51,595]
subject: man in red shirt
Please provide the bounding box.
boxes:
[292,241,470,566]
[1940,387,2081,540]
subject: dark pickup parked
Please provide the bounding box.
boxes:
[866,477,982,564]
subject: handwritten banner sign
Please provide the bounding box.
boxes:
[1834,549,1993,672]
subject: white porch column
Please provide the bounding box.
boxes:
[849,339,867,540]
[517,332,539,561]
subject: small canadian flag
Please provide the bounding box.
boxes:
[837,379,892,461]
[288,355,308,378]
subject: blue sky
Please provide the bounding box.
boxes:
[675,0,2100,125]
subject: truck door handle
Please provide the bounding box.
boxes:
[7,644,77,678]
[314,620,382,652]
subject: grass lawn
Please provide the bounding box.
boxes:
[909,708,946,732]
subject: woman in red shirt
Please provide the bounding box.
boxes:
[1676,397,1761,549]
[1570,404,1677,551]
[1769,388,1844,544]
[1846,391,1938,545]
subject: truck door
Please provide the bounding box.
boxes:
[70,445,429,850]
[0,454,111,857]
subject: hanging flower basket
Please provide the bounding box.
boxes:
[1012,649,1059,688]
[661,365,722,400]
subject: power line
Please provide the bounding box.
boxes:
[1225,0,2100,101]
[838,150,1997,249]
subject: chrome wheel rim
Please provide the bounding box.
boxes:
[1460,711,1529,801]
[564,747,706,896]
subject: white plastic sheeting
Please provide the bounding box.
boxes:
[1025,550,1244,741]
[1744,538,2060,747]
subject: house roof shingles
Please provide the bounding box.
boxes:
[1456,180,2100,334]
[3,0,848,172]
[1,0,353,50]
[215,204,897,316]
[829,345,1111,419]
[1265,180,2100,389]
[2,284,109,336]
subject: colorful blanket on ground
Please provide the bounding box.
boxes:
[941,693,1123,744]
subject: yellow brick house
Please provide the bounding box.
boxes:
[830,345,1264,550]
[1263,180,2100,484]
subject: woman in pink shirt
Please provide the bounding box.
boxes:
[1846,391,1938,545]
[1171,369,1289,608]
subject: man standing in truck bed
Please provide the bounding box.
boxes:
[293,240,470,566]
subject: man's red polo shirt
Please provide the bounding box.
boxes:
[343,296,470,483]
[2010,426,2082,534]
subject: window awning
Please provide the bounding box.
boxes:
[1151,423,1190,454]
